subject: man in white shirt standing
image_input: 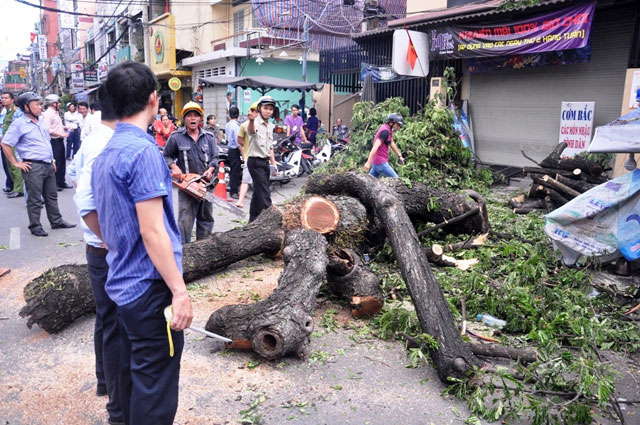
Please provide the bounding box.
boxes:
[64,102,82,160]
[82,102,102,143]
[42,94,72,190]
[73,84,124,425]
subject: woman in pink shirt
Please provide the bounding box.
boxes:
[284,104,308,145]
[363,113,405,178]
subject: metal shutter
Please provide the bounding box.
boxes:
[469,5,636,166]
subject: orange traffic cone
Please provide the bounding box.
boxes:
[214,162,229,201]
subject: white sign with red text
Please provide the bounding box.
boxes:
[558,101,595,158]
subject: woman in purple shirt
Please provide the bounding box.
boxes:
[284,104,309,145]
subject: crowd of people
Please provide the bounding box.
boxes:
[0,59,406,424]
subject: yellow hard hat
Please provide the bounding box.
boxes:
[181,101,204,118]
[250,102,258,111]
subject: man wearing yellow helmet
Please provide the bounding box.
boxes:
[163,101,219,243]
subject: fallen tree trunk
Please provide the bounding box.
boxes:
[19,265,93,333]
[306,172,483,382]
[19,207,285,333]
[327,248,383,318]
[205,229,328,359]
[540,175,581,199]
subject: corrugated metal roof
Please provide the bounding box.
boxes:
[353,0,579,42]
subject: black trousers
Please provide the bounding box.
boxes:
[87,247,123,422]
[117,282,184,425]
[50,137,66,187]
[247,156,271,223]
[228,147,242,195]
[21,162,63,231]
[1,149,13,191]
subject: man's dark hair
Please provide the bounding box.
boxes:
[77,101,89,108]
[291,104,300,111]
[97,84,117,122]
[229,106,239,119]
[206,114,215,121]
[105,61,158,119]
[309,108,316,116]
[2,92,14,99]
[90,101,101,111]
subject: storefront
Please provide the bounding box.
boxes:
[148,13,192,120]
[348,0,640,168]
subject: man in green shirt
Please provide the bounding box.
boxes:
[1,92,24,198]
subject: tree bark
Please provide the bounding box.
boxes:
[539,142,604,177]
[205,229,328,359]
[183,206,285,282]
[19,265,93,333]
[327,248,383,318]
[19,207,285,333]
[306,172,483,382]
[523,166,576,178]
[540,175,581,199]
[555,174,595,193]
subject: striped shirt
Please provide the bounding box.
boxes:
[92,122,182,306]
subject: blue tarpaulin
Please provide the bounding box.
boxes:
[588,108,640,153]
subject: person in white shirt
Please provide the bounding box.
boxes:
[64,102,82,159]
[81,102,102,143]
[73,84,124,425]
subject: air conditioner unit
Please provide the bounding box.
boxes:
[430,77,446,108]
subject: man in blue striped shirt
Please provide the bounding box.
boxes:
[87,61,193,425]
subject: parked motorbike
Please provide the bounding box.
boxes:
[272,133,315,178]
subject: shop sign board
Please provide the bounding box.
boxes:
[430,1,595,60]
[558,101,595,158]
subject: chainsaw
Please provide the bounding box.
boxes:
[171,173,245,217]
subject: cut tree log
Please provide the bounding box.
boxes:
[306,172,483,382]
[205,229,328,359]
[19,265,92,333]
[528,184,547,200]
[523,166,576,178]
[546,188,570,206]
[19,207,286,333]
[327,248,383,318]
[555,174,595,193]
[540,175,581,198]
[539,142,604,177]
[300,196,340,234]
[384,179,491,236]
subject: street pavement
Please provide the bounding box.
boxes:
[0,170,492,425]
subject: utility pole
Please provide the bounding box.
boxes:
[301,16,309,82]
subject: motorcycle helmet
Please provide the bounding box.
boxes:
[181,101,204,119]
[386,113,405,126]
[257,96,276,109]
[43,94,60,106]
[16,92,42,110]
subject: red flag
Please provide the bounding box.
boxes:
[406,33,417,70]
[30,32,37,43]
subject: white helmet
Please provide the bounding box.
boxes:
[44,94,60,106]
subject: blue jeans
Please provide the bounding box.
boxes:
[369,162,398,179]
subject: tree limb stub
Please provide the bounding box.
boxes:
[306,172,483,382]
[205,229,328,359]
[327,248,383,318]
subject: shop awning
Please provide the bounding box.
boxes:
[200,76,324,95]
[74,86,99,102]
